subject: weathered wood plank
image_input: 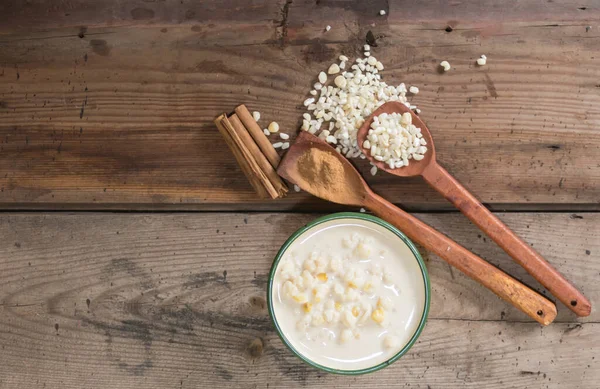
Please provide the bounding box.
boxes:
[0,0,284,33]
[0,212,597,387]
[1,2,600,210]
[1,0,597,32]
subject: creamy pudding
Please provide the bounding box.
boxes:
[270,216,428,372]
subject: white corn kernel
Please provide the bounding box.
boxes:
[268,122,280,133]
[329,255,342,273]
[342,310,357,328]
[282,280,299,298]
[252,111,261,121]
[279,260,297,280]
[311,312,325,326]
[355,242,371,258]
[370,165,378,176]
[318,71,327,84]
[292,293,308,304]
[303,98,315,107]
[315,255,329,273]
[383,335,401,349]
[304,258,317,272]
[371,307,385,324]
[328,63,340,74]
[301,270,315,289]
[340,328,353,343]
[334,75,347,88]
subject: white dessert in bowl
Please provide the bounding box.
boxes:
[268,212,430,374]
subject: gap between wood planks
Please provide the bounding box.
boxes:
[0,299,594,325]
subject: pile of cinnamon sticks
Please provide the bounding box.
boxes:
[214,105,288,199]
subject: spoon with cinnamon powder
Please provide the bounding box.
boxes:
[356,101,590,317]
[278,131,557,325]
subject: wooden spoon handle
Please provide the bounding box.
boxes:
[421,162,591,317]
[365,192,557,325]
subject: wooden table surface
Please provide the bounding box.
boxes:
[0,1,598,388]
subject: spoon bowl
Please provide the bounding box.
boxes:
[277,131,368,207]
[357,101,436,176]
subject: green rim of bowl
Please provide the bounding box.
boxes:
[267,212,431,375]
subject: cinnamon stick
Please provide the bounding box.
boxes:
[229,114,288,197]
[214,114,270,199]
[235,105,281,168]
[220,115,280,199]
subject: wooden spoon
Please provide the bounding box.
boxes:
[357,101,591,317]
[278,131,557,325]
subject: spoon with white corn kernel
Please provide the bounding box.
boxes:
[357,101,591,317]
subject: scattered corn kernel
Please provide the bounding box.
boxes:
[317,273,328,282]
[318,71,327,84]
[268,122,280,133]
[352,306,360,317]
[328,63,340,74]
[252,111,261,121]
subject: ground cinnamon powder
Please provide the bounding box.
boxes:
[295,147,356,203]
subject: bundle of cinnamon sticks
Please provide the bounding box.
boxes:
[214,105,288,199]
